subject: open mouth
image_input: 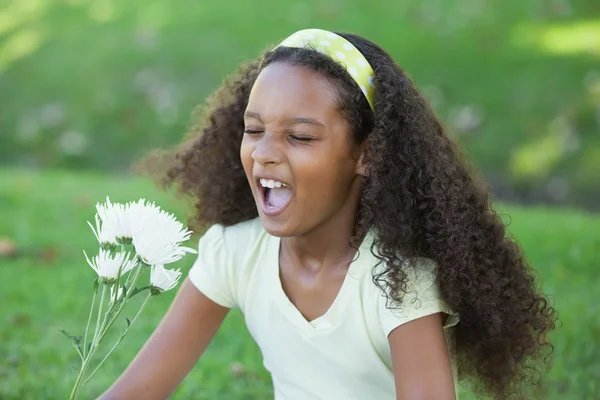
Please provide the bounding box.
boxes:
[257,178,293,215]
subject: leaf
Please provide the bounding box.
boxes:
[60,328,84,359]
[60,328,74,341]
[60,329,82,346]
[125,317,131,328]
[128,285,151,298]
[93,278,99,292]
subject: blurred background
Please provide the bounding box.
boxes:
[0,0,599,399]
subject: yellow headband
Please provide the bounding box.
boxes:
[275,28,376,111]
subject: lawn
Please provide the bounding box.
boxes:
[0,167,598,399]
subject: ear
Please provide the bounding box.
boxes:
[354,144,367,177]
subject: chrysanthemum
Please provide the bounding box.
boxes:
[84,249,138,283]
[128,199,197,266]
[150,264,182,294]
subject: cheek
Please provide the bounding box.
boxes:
[239,137,254,171]
[294,151,356,202]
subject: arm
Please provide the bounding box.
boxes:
[99,278,230,400]
[388,313,456,400]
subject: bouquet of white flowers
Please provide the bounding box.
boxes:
[61,197,197,399]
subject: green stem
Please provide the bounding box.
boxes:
[84,293,152,384]
[95,294,114,345]
[125,255,144,291]
[71,284,106,398]
[70,263,146,398]
[92,284,107,346]
[82,286,97,358]
[69,350,94,400]
[97,263,144,343]
[69,253,140,399]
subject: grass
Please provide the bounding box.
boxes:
[1,1,599,206]
[0,167,599,399]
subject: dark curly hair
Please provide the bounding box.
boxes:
[137,32,557,399]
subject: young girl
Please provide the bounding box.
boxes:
[101,29,556,399]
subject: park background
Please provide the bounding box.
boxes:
[0,0,598,398]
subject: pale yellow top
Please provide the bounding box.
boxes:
[189,218,459,400]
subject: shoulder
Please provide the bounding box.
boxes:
[198,216,266,249]
[211,217,269,267]
[368,255,439,296]
[221,217,267,250]
[189,217,269,309]
[366,254,459,337]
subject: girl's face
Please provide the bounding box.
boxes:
[240,62,366,237]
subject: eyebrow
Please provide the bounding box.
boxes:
[244,111,325,127]
[244,111,263,121]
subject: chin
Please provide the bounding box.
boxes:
[258,214,291,237]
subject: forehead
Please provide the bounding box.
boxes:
[246,63,340,122]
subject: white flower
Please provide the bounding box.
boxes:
[84,249,138,283]
[87,197,196,265]
[87,214,117,247]
[99,197,132,241]
[88,197,132,246]
[150,264,182,293]
[128,199,197,266]
[109,285,124,305]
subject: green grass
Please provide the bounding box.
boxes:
[1,1,599,206]
[0,168,599,399]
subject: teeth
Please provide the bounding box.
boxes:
[259,178,289,188]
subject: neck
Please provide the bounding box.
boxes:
[280,177,364,272]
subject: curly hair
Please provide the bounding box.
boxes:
[137,32,557,399]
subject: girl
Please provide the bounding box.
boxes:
[101,29,556,399]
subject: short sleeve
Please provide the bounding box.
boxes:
[378,259,459,337]
[188,224,237,309]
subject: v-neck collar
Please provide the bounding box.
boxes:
[267,230,375,334]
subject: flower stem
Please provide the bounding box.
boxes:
[97,263,144,342]
[92,284,107,346]
[69,262,147,398]
[124,259,142,292]
[82,285,97,357]
[69,346,95,399]
[84,293,152,384]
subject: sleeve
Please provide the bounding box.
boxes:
[378,258,459,337]
[187,224,237,309]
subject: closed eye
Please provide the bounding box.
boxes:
[244,129,263,134]
[290,135,314,142]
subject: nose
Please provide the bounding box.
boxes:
[252,134,283,166]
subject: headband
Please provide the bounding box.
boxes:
[275,28,376,111]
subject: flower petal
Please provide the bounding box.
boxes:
[150,264,182,292]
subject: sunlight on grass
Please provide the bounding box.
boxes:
[88,0,118,23]
[509,116,572,180]
[0,28,43,72]
[513,19,600,56]
[135,1,175,29]
[0,0,50,36]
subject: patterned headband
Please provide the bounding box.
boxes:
[275,28,376,111]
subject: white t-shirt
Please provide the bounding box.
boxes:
[189,218,459,400]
